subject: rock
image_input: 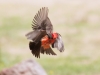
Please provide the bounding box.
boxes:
[0,59,47,75]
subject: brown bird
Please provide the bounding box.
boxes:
[25,7,64,58]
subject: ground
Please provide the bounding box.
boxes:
[0,0,100,75]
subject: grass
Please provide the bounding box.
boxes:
[37,57,100,75]
[1,52,100,75]
[0,50,22,70]
[0,0,100,75]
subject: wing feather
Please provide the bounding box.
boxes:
[41,47,56,55]
[53,34,64,52]
[31,7,53,34]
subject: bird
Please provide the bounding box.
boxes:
[25,7,64,58]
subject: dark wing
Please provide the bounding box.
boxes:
[41,47,56,55]
[29,41,41,58]
[29,41,56,58]
[32,7,53,34]
[52,33,64,52]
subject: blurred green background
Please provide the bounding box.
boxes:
[0,0,100,75]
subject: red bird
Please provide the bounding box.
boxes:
[25,7,64,58]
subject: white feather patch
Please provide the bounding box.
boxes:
[54,34,64,52]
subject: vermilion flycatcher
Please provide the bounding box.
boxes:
[26,7,64,58]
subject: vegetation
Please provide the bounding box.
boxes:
[0,0,100,75]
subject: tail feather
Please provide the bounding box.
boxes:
[29,41,41,58]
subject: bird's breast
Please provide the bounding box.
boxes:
[41,35,56,49]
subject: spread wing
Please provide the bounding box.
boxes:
[26,7,55,58]
[26,7,53,42]
[52,33,64,52]
[32,7,53,34]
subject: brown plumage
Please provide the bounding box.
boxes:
[25,7,64,58]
